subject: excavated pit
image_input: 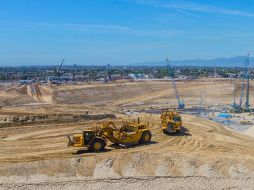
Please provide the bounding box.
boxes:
[1,80,254,189]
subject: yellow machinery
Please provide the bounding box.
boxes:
[68,120,152,152]
[161,110,182,134]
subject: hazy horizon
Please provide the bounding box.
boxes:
[0,55,253,68]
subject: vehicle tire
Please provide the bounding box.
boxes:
[139,131,152,144]
[89,138,105,152]
[162,129,168,134]
[176,129,181,134]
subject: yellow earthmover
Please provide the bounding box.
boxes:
[68,119,152,152]
[161,110,182,134]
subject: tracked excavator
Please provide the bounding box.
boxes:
[161,110,182,134]
[68,119,152,152]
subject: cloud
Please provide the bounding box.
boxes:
[35,22,131,31]
[51,22,181,37]
[0,20,181,38]
[125,0,254,17]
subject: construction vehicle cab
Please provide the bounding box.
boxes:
[68,130,106,151]
[161,110,182,134]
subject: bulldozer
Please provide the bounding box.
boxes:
[161,110,182,134]
[67,119,152,152]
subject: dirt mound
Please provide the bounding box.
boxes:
[0,85,36,106]
[26,84,54,103]
[3,85,17,93]
[1,152,253,179]
[1,152,254,189]
[15,85,27,94]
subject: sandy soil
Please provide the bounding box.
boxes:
[244,125,254,138]
[0,79,254,189]
[1,176,254,190]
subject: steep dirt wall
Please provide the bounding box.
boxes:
[52,80,254,107]
[26,84,54,103]
[0,152,254,179]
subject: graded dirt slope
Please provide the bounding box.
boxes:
[52,79,254,110]
[1,79,253,111]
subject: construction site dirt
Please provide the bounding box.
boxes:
[1,79,254,189]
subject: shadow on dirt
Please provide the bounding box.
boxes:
[74,141,157,155]
[75,148,112,155]
[164,126,191,136]
[109,140,158,149]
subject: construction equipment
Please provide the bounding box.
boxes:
[161,110,182,134]
[232,53,251,112]
[245,53,250,110]
[166,58,185,109]
[68,120,152,152]
[54,59,65,77]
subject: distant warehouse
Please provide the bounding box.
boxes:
[19,80,34,85]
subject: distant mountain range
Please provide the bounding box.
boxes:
[135,56,254,67]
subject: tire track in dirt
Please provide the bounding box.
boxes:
[1,113,254,163]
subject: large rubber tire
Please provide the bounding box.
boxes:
[89,138,105,152]
[139,131,152,144]
[162,129,168,135]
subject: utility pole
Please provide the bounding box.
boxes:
[200,90,207,107]
[107,64,111,81]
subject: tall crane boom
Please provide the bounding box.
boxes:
[59,59,65,71]
[166,58,185,109]
[233,53,251,112]
[172,77,182,107]
[239,75,245,108]
[245,53,250,109]
[54,59,65,77]
[239,53,249,108]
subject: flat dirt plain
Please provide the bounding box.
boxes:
[1,79,254,189]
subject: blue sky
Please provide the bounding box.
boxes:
[0,0,254,66]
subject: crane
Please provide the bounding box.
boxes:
[166,58,185,109]
[239,54,249,109]
[233,53,250,112]
[54,59,65,77]
[245,53,250,110]
[239,80,245,109]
